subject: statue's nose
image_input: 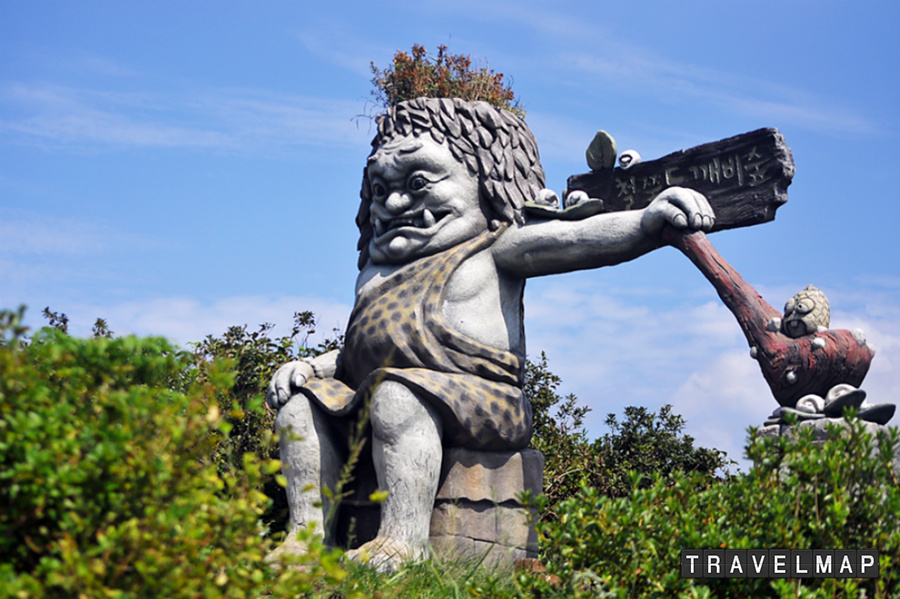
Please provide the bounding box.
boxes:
[385,191,413,214]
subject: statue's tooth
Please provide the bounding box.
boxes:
[423,209,436,228]
[374,218,385,235]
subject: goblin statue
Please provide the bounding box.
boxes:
[265,98,714,570]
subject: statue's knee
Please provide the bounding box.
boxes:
[370,381,439,440]
[275,393,315,440]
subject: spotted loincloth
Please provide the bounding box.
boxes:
[300,228,532,451]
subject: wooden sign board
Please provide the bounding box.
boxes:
[566,128,795,231]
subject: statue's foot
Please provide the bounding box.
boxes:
[345,536,427,573]
[265,534,313,571]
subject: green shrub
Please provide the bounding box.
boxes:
[0,312,355,599]
[500,417,900,598]
[589,405,732,500]
[527,352,731,520]
[188,312,342,536]
[525,352,594,516]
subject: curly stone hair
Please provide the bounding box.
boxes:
[356,98,548,269]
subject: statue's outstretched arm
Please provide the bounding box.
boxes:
[494,186,713,278]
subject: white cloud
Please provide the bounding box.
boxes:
[672,350,773,470]
[56,294,353,350]
[0,208,160,255]
[0,83,370,153]
[420,1,881,140]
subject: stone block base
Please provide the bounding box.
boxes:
[429,448,543,568]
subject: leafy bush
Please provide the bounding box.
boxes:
[590,405,731,500]
[0,310,354,598]
[500,417,900,598]
[526,352,731,520]
[188,312,342,536]
[525,352,595,515]
[370,43,524,117]
[5,306,898,597]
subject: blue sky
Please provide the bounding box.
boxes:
[3,0,898,468]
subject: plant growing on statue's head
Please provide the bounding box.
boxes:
[369,44,524,117]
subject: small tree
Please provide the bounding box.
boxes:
[370,44,524,117]
[526,351,732,520]
[526,352,595,516]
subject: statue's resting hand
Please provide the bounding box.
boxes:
[641,186,714,236]
[266,360,315,410]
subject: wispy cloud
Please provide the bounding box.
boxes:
[416,0,882,140]
[45,295,353,349]
[0,208,160,256]
[0,83,370,153]
[290,24,387,80]
[557,50,880,138]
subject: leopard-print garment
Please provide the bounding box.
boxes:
[301,228,531,450]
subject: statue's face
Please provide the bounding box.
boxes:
[782,296,816,338]
[780,285,830,339]
[366,135,488,264]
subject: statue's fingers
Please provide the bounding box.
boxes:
[654,195,689,229]
[666,187,698,214]
[266,386,279,409]
[683,189,714,230]
[691,213,703,230]
[664,204,688,229]
[693,189,714,217]
[270,364,296,407]
[265,372,281,408]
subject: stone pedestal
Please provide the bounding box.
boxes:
[429,448,543,568]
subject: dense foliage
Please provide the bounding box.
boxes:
[0,309,353,599]
[498,417,900,598]
[4,307,898,598]
[189,312,342,534]
[370,44,524,117]
[526,352,731,519]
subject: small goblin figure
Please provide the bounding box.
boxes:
[781,284,830,339]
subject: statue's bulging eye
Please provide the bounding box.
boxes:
[372,182,387,200]
[409,175,428,192]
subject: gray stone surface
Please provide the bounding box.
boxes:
[429,533,533,569]
[436,447,544,502]
[430,449,543,568]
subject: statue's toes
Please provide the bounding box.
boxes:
[345,537,424,573]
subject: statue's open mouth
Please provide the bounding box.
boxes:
[374,209,448,236]
[784,318,807,337]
